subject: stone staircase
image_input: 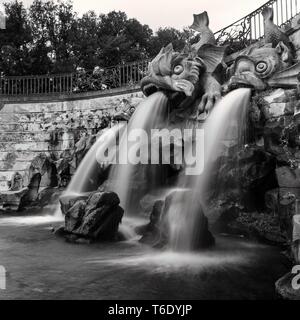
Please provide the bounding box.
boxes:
[0,90,144,209]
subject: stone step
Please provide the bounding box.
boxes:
[0,123,27,131]
[0,105,115,116]
[0,170,26,182]
[0,131,75,142]
[0,151,56,161]
[0,161,31,171]
[0,140,74,152]
[0,93,142,114]
[0,121,102,132]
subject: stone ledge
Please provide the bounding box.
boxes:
[0,85,141,104]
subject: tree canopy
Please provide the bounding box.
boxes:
[0,0,197,76]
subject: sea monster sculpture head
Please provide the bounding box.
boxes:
[227,7,300,91]
[141,43,226,96]
[141,44,203,97]
[227,42,300,90]
[141,11,226,103]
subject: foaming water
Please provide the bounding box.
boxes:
[86,236,261,273]
[0,214,63,226]
[166,88,251,251]
[119,216,148,241]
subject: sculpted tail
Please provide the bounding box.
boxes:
[191,11,209,31]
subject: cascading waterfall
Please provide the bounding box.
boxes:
[67,123,126,194]
[53,124,125,217]
[102,91,169,211]
[62,91,168,213]
[61,88,250,248]
[166,88,251,251]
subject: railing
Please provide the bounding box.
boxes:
[0,73,73,96]
[72,60,149,93]
[0,0,299,96]
[0,60,150,96]
[215,0,300,53]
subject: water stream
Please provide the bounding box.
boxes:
[166,88,251,251]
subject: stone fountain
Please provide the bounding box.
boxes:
[58,7,300,297]
[60,11,227,247]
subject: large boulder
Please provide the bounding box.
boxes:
[65,200,86,232]
[59,193,90,215]
[64,191,124,241]
[26,153,58,194]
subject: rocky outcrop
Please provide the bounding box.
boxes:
[0,188,28,211]
[59,191,124,242]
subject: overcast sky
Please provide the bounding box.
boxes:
[0,0,268,31]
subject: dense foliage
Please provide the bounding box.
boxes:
[0,0,196,76]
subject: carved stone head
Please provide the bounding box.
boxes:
[227,42,300,90]
[141,43,226,97]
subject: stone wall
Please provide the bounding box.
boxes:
[0,88,144,209]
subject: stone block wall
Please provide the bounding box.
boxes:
[0,89,144,209]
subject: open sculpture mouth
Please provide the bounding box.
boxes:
[141,81,160,97]
[228,74,266,91]
[228,79,255,90]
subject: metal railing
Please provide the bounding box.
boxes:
[72,60,149,93]
[0,0,299,96]
[215,0,300,53]
[0,60,149,96]
[0,73,73,96]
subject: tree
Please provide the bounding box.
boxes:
[148,27,186,57]
[72,11,102,70]
[97,11,153,66]
[0,1,197,76]
[0,0,32,75]
[29,0,77,74]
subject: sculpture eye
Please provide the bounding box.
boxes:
[173,65,184,75]
[255,61,268,73]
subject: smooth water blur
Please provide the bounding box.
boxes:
[0,215,63,226]
[67,124,126,194]
[0,219,288,299]
[108,91,168,211]
[166,89,251,251]
[63,91,168,214]
[53,89,251,252]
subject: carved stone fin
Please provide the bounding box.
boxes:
[267,62,300,88]
[190,11,209,31]
[197,44,227,73]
